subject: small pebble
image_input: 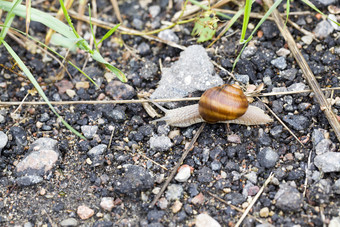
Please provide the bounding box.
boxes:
[77,205,94,220]
[157,197,168,209]
[172,200,182,213]
[259,207,269,218]
[275,184,302,211]
[150,135,173,152]
[195,213,221,227]
[276,48,290,57]
[158,29,179,43]
[75,81,90,90]
[100,197,114,211]
[258,147,279,168]
[60,218,78,227]
[166,184,183,200]
[313,20,334,39]
[0,131,8,151]
[301,35,313,45]
[191,193,205,205]
[271,57,287,70]
[175,165,192,182]
[81,125,98,139]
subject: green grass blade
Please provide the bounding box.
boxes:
[284,0,290,28]
[2,40,86,139]
[97,24,120,46]
[59,0,79,39]
[240,0,253,44]
[92,51,127,82]
[88,3,98,51]
[0,0,22,40]
[233,0,282,70]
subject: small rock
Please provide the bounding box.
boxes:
[81,125,98,139]
[15,138,59,178]
[241,46,257,59]
[88,144,107,156]
[235,74,249,85]
[259,207,269,218]
[315,139,334,154]
[75,81,90,90]
[276,48,290,57]
[171,200,182,213]
[197,166,213,183]
[195,213,221,227]
[211,160,221,171]
[175,165,192,182]
[137,42,151,56]
[333,179,340,194]
[313,20,334,39]
[149,5,161,17]
[60,218,78,227]
[77,205,94,220]
[288,82,306,92]
[139,60,158,80]
[227,134,241,143]
[16,175,43,186]
[100,197,114,211]
[105,80,136,100]
[158,29,179,43]
[165,184,183,200]
[275,184,302,211]
[314,152,340,172]
[149,135,173,152]
[280,68,297,81]
[191,192,205,205]
[271,57,287,70]
[301,35,313,45]
[132,18,143,30]
[329,217,340,227]
[114,165,154,195]
[0,131,8,151]
[55,80,74,94]
[147,210,165,222]
[270,125,283,138]
[282,115,309,131]
[10,126,27,147]
[245,171,257,184]
[66,89,76,98]
[261,21,279,39]
[312,128,326,146]
[157,197,168,209]
[258,147,279,168]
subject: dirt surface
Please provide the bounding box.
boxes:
[0,0,340,226]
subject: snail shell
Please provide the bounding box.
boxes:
[152,84,273,127]
[199,84,248,122]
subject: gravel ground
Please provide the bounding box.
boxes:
[0,0,340,226]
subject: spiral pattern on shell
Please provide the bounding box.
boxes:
[198,84,249,123]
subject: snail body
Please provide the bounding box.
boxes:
[152,84,273,127]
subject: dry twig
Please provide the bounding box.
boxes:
[149,123,206,208]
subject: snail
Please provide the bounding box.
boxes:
[152,84,273,127]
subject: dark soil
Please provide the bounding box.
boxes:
[0,0,340,226]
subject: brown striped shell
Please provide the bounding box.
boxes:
[198,84,248,123]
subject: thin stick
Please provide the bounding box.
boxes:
[149,123,206,208]
[235,172,274,227]
[206,191,264,224]
[263,0,340,142]
[1,87,339,107]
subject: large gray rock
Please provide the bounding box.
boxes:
[150,45,223,105]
